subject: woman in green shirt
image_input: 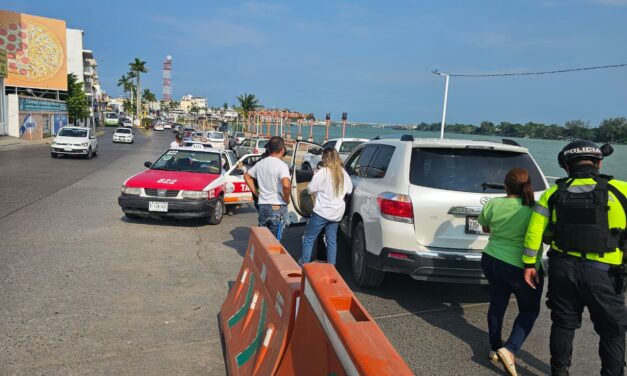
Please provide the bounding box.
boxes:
[478,168,544,376]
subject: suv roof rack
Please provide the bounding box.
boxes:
[502,138,521,146]
[371,134,415,142]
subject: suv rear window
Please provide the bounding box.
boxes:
[410,148,546,193]
[339,141,363,153]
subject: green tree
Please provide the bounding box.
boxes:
[67,73,90,124]
[142,89,157,103]
[564,119,591,140]
[476,121,496,135]
[189,104,200,115]
[129,58,148,123]
[236,93,261,118]
[596,117,627,143]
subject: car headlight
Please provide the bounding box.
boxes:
[182,190,208,199]
[80,142,88,147]
[121,186,141,195]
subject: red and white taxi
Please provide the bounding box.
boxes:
[118,144,260,224]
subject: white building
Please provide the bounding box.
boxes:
[66,29,84,83]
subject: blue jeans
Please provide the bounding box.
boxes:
[300,212,339,265]
[481,253,544,353]
[258,204,287,240]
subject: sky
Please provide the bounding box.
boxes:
[3,0,627,125]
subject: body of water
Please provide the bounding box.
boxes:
[282,124,626,180]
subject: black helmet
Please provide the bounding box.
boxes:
[176,134,183,141]
[557,140,613,168]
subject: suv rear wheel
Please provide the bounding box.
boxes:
[351,221,385,288]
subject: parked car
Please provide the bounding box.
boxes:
[154,123,164,131]
[206,131,226,149]
[50,126,99,159]
[233,132,246,145]
[163,122,172,129]
[233,138,268,158]
[103,112,120,127]
[286,137,549,287]
[112,127,135,143]
[301,138,368,171]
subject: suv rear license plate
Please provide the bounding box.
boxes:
[465,216,486,235]
[149,201,168,212]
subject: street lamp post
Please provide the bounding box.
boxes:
[432,70,450,140]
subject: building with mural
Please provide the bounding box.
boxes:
[1,9,103,139]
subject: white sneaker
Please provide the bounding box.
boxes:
[496,347,517,376]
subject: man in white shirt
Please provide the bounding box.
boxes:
[169,134,182,149]
[244,137,291,240]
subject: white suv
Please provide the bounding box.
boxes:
[337,136,549,287]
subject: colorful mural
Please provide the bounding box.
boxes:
[0,10,67,90]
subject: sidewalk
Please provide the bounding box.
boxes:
[0,136,51,152]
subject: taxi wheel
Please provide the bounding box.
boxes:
[86,148,93,159]
[351,221,385,288]
[208,197,224,225]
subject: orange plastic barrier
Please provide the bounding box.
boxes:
[275,263,414,376]
[219,227,302,375]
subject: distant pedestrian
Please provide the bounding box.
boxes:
[244,137,291,240]
[478,168,543,376]
[299,148,352,266]
[170,134,182,149]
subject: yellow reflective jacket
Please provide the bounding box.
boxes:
[523,177,627,267]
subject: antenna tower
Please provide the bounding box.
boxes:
[162,55,172,101]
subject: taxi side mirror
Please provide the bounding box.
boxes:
[144,161,152,168]
[232,168,244,176]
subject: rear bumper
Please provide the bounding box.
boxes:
[366,247,487,284]
[118,195,219,219]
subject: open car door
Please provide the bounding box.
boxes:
[284,141,323,225]
[223,153,262,206]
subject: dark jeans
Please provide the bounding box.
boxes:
[299,212,339,265]
[547,252,627,376]
[481,253,544,353]
[258,204,287,240]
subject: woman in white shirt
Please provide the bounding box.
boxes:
[299,149,352,265]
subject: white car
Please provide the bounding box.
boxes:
[51,126,99,159]
[121,119,133,128]
[163,123,172,129]
[286,137,549,287]
[113,127,135,143]
[206,131,226,149]
[154,123,164,131]
[233,132,246,145]
[301,138,368,170]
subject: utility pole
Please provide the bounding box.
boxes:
[433,70,450,140]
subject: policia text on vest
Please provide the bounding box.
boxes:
[522,140,627,376]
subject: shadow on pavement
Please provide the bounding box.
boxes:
[120,215,209,228]
[281,225,550,375]
[223,226,252,257]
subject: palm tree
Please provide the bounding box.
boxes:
[142,89,157,103]
[117,74,131,97]
[236,93,261,132]
[129,58,148,125]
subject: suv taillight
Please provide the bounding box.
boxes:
[377,192,413,223]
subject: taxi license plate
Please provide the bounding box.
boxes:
[64,147,73,151]
[149,201,168,212]
[465,216,487,235]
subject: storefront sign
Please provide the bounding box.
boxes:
[19,97,67,112]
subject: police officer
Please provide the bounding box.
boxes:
[523,140,627,376]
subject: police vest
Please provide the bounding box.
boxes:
[548,175,627,256]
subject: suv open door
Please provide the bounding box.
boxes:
[284,141,323,225]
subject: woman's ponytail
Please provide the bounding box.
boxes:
[504,168,535,207]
